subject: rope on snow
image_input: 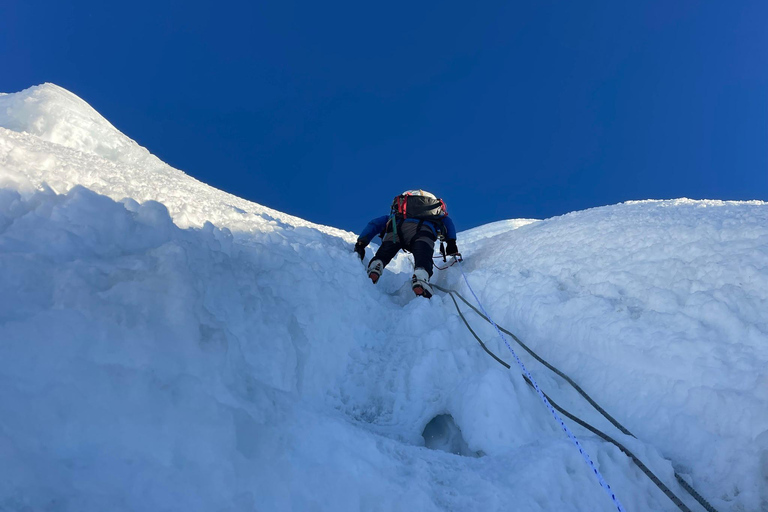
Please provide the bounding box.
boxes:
[432,259,720,512]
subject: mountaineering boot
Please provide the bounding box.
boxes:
[367,259,384,284]
[411,268,433,298]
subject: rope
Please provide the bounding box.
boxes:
[675,477,720,512]
[452,260,628,512]
[432,256,458,271]
[432,266,720,512]
[436,283,692,511]
[433,282,633,436]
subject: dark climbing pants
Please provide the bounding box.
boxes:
[372,221,437,277]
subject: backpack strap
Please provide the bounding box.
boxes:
[435,219,446,240]
[401,192,412,217]
[390,213,399,244]
[392,192,416,218]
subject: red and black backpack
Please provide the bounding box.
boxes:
[390,190,448,222]
[384,190,448,241]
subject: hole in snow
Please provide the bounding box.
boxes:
[422,414,482,458]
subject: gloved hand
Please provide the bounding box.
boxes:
[445,239,460,256]
[353,239,367,260]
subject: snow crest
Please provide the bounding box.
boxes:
[0,84,350,239]
[0,83,163,169]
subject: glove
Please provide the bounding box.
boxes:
[445,239,460,256]
[353,239,367,260]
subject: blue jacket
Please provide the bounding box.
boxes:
[359,215,456,244]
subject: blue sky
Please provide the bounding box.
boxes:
[3,1,767,233]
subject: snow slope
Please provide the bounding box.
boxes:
[1,84,767,512]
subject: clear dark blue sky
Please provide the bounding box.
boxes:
[3,1,767,233]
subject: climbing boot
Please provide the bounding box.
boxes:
[367,259,384,284]
[411,268,433,298]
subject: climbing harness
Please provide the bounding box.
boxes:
[432,260,720,512]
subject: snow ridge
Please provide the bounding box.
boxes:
[0,83,162,169]
[0,84,351,239]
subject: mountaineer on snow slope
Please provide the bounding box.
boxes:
[354,190,460,298]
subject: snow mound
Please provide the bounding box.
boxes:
[0,185,394,511]
[461,198,768,510]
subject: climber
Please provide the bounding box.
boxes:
[353,190,460,298]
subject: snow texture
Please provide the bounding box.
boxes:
[1,84,767,512]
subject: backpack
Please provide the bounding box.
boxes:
[390,190,448,222]
[387,190,448,241]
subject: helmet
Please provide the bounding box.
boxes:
[401,189,436,199]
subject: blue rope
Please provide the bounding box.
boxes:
[456,260,628,512]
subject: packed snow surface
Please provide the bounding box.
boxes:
[1,84,767,512]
